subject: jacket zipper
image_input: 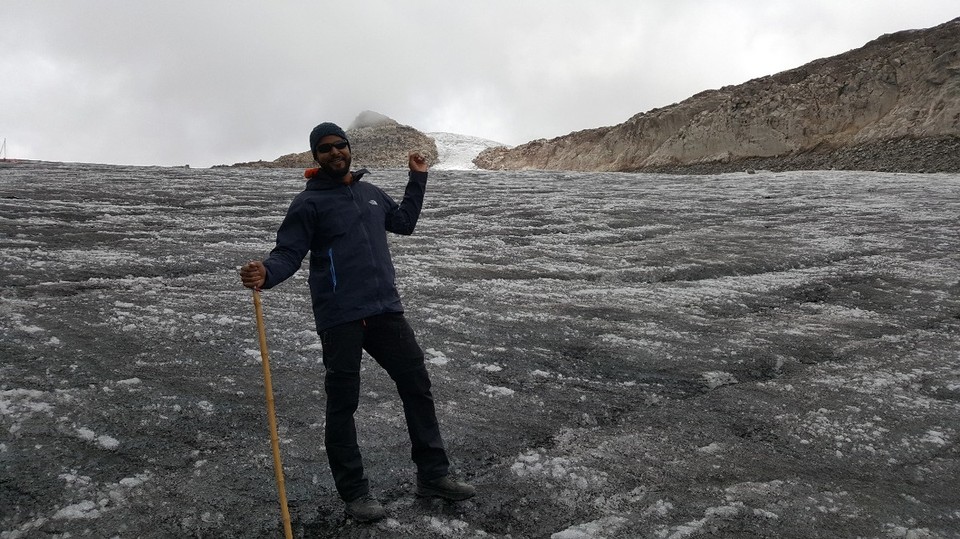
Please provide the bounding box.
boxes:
[348,183,384,311]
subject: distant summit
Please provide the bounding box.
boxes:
[474,17,960,173]
[346,110,439,169]
[348,110,396,129]
[232,111,440,170]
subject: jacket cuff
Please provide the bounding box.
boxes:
[260,263,276,289]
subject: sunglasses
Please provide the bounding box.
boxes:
[316,140,349,154]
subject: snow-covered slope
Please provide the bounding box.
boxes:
[428,132,507,170]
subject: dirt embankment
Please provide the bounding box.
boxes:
[632,135,960,174]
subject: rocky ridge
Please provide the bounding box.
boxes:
[474,17,960,173]
[233,111,439,170]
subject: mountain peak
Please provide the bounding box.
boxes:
[349,110,399,130]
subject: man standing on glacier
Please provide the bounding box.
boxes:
[239,122,474,522]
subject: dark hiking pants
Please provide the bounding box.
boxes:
[319,312,450,501]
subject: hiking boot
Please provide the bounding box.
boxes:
[416,475,476,501]
[344,494,386,522]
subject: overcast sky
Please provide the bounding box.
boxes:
[2,1,956,167]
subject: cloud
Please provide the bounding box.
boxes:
[1,0,956,166]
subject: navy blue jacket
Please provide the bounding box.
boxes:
[261,169,427,332]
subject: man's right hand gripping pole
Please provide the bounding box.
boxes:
[240,261,266,290]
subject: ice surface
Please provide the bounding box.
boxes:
[428,132,507,170]
[1,163,958,537]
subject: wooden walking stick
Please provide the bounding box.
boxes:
[252,289,294,539]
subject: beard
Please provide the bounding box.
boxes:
[320,154,351,178]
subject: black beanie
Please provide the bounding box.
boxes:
[309,122,349,159]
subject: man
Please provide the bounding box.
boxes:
[240,122,474,522]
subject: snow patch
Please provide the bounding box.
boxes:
[510,450,607,490]
[428,132,507,170]
[472,363,503,372]
[920,429,948,446]
[119,473,151,488]
[644,499,674,517]
[1,389,54,417]
[426,348,450,365]
[697,442,724,454]
[52,500,101,520]
[482,385,515,397]
[701,371,738,389]
[97,435,120,450]
[75,427,119,450]
[551,516,628,539]
[213,315,237,326]
[886,525,933,538]
[425,515,470,534]
[197,400,215,414]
